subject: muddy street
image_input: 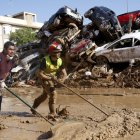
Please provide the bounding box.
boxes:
[0,87,140,140]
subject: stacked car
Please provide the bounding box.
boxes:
[118,10,140,33]
[84,6,123,44]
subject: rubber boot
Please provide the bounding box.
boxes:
[30,102,38,115]
[0,96,2,111]
[30,100,38,115]
[49,103,55,115]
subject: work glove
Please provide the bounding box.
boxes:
[0,81,7,89]
[57,78,65,84]
[51,75,57,82]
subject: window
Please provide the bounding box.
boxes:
[109,38,132,49]
[3,24,12,35]
[118,38,132,48]
[134,38,140,46]
[109,41,122,49]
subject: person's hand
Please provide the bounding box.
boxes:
[57,79,64,83]
[0,81,7,89]
[51,75,57,81]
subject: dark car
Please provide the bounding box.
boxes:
[117,10,140,33]
[37,6,83,39]
[48,6,83,30]
[84,6,123,42]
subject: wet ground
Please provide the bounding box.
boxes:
[0,86,140,140]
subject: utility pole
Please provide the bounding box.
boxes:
[126,0,128,13]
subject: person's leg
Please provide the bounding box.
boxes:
[31,89,48,114]
[0,89,2,111]
[31,79,50,114]
[32,90,48,109]
[48,90,57,115]
[0,96,2,111]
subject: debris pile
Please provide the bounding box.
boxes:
[115,62,140,88]
[65,66,115,88]
[65,61,140,88]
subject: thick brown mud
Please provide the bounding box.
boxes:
[0,87,140,140]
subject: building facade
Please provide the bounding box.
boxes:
[0,12,43,52]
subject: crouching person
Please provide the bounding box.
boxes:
[31,42,67,118]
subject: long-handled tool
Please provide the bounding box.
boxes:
[4,87,54,126]
[56,80,109,116]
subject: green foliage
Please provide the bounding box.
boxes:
[9,28,37,46]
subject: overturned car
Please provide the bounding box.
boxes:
[37,6,83,39]
[84,6,123,42]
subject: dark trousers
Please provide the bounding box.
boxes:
[0,96,2,111]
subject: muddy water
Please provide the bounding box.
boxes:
[57,88,140,110]
[3,87,140,112]
[1,87,140,140]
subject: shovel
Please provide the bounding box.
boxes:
[4,86,54,126]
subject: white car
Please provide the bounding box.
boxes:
[94,32,140,67]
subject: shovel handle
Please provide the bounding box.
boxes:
[4,87,54,125]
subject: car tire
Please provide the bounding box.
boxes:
[95,56,110,70]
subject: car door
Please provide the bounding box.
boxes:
[107,38,133,63]
[132,38,140,59]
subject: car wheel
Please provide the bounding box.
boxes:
[95,56,110,70]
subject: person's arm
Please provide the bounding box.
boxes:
[38,69,52,80]
[38,58,53,80]
[60,68,67,83]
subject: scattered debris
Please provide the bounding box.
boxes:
[64,61,140,89]
[115,62,140,88]
[0,123,8,130]
[56,105,70,118]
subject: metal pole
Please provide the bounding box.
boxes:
[4,87,54,126]
[126,0,128,13]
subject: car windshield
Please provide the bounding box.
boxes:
[105,38,120,48]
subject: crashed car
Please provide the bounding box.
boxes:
[117,10,140,33]
[94,31,140,69]
[37,6,83,39]
[84,6,123,42]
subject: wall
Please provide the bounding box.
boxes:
[0,12,43,52]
